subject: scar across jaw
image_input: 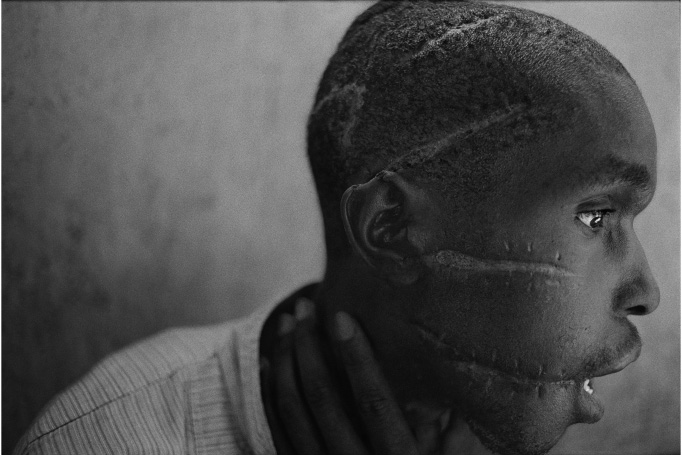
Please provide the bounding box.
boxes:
[422,250,577,277]
[413,321,578,387]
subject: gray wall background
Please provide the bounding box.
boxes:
[3,2,678,453]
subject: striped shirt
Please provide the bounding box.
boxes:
[13,303,277,455]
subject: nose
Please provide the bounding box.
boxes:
[612,233,660,317]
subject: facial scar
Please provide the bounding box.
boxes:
[413,320,577,386]
[421,250,578,277]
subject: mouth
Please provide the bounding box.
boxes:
[587,339,642,379]
[582,378,594,395]
[414,319,643,420]
[413,320,644,423]
[577,334,642,388]
[575,339,641,419]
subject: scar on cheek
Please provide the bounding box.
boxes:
[412,321,576,386]
[421,250,577,277]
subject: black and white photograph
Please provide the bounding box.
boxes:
[3,2,679,454]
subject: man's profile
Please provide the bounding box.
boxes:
[12,2,670,455]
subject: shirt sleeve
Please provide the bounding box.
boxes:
[12,325,234,455]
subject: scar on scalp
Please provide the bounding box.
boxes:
[410,15,498,61]
[311,83,366,150]
[413,321,576,386]
[422,250,577,277]
[387,103,528,171]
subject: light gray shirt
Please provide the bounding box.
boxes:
[14,303,276,455]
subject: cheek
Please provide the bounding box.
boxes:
[603,220,629,260]
[414,270,608,379]
[396,299,590,455]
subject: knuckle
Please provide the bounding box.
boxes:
[357,391,390,418]
[342,346,371,369]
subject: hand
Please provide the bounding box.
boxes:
[260,298,450,455]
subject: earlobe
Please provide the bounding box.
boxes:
[341,171,426,284]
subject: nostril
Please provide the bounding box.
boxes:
[628,305,648,316]
[612,275,659,317]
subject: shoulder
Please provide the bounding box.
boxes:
[14,322,240,455]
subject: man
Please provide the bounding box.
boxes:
[15,2,660,454]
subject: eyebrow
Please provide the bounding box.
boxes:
[584,154,653,190]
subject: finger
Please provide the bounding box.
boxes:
[273,314,325,455]
[413,421,441,455]
[334,312,419,455]
[261,357,295,455]
[293,299,369,455]
[441,412,487,455]
[414,409,453,455]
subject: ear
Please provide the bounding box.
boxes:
[341,170,436,284]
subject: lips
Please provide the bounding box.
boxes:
[582,343,640,389]
[586,339,642,379]
[575,339,641,422]
[576,335,642,395]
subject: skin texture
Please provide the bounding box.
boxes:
[307,1,633,258]
[320,70,658,455]
[261,3,659,455]
[261,78,658,455]
[263,299,502,455]
[421,250,577,277]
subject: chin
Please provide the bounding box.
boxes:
[466,417,561,455]
[454,370,602,455]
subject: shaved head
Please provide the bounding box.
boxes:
[307,0,635,257]
[307,3,659,455]
[308,3,658,455]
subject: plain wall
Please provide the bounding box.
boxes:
[3,2,678,453]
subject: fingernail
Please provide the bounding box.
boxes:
[278,314,296,336]
[295,298,314,321]
[334,312,355,341]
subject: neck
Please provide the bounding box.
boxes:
[314,255,449,427]
[314,255,377,334]
[258,256,492,453]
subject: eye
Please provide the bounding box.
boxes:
[576,210,611,229]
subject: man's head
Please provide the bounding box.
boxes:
[308,2,659,454]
